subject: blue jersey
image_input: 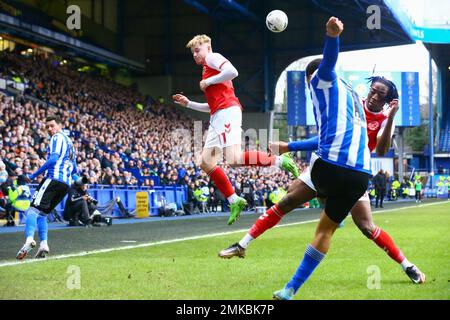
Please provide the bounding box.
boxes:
[45,132,77,185]
[309,35,371,175]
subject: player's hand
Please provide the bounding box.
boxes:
[326,16,344,38]
[269,141,289,156]
[172,93,189,107]
[199,80,208,92]
[386,99,399,120]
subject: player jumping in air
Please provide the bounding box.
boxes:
[17,116,82,260]
[173,35,299,225]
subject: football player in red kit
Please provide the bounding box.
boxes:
[173,35,299,225]
[219,76,425,287]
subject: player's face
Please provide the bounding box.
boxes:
[367,82,389,112]
[191,43,210,65]
[46,120,61,136]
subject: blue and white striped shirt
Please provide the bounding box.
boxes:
[309,36,371,175]
[46,132,77,185]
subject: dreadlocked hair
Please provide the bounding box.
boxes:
[367,76,399,104]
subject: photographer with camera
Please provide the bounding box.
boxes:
[63,179,94,226]
[63,179,112,227]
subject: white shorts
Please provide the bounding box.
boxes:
[299,153,370,202]
[204,106,242,149]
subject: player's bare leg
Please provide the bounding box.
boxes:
[350,201,425,284]
[219,179,316,258]
[310,211,339,253]
[201,146,247,225]
[280,180,317,213]
[200,146,220,174]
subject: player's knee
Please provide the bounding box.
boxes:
[358,222,375,238]
[279,194,296,212]
[200,162,214,173]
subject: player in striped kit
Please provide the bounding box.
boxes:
[266,16,373,300]
[16,115,81,260]
[219,18,425,300]
[268,18,425,300]
[219,75,425,286]
[173,35,299,226]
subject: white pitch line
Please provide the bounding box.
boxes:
[0,201,447,268]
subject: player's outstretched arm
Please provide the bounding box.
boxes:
[376,99,399,156]
[29,153,59,180]
[269,136,319,155]
[288,136,319,152]
[317,17,343,81]
[71,161,82,183]
[269,141,289,155]
[172,93,210,113]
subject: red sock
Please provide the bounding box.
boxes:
[249,204,285,239]
[371,227,405,263]
[207,166,235,198]
[242,151,276,167]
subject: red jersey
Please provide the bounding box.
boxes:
[364,101,394,152]
[202,53,242,115]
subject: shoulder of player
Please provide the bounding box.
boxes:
[364,105,387,120]
[51,132,71,144]
[50,132,63,141]
[205,52,228,67]
[206,52,226,60]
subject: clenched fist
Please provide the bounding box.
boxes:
[326,16,344,38]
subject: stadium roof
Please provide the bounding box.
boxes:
[122,0,413,111]
[1,0,418,112]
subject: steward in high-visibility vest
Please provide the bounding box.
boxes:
[1,175,30,226]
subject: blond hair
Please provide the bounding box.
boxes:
[186,34,211,49]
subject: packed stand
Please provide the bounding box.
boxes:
[0,50,308,211]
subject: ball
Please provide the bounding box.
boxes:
[266,10,288,33]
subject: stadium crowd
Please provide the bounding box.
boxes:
[0,50,307,209]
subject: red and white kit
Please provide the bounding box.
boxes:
[300,101,395,202]
[202,52,243,149]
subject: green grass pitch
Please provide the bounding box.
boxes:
[0,202,449,300]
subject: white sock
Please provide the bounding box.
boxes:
[238,233,254,249]
[275,156,282,168]
[40,240,48,248]
[26,236,34,244]
[400,258,413,271]
[227,193,239,204]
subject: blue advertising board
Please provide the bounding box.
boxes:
[286,71,306,126]
[286,71,420,127]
